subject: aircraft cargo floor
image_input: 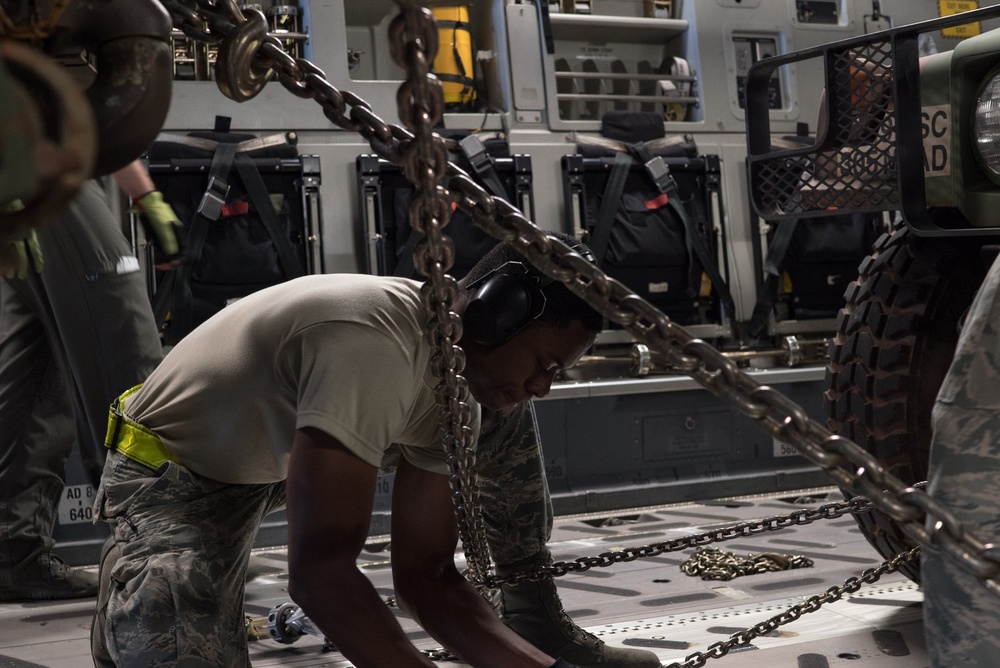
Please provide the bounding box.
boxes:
[0,486,929,667]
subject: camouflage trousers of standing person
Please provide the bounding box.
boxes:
[475,401,553,567]
[922,255,1000,666]
[91,451,286,667]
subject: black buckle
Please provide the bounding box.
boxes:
[459,134,491,174]
[196,175,230,220]
[107,399,124,452]
[644,155,676,194]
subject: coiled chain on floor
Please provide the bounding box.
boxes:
[680,547,813,581]
[160,0,1000,594]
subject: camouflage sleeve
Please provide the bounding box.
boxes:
[475,400,554,567]
[923,255,1000,666]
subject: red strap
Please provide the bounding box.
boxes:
[645,193,669,210]
[221,200,250,217]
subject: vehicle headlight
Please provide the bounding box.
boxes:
[972,69,1000,181]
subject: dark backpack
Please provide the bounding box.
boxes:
[568,112,734,326]
[145,117,314,342]
[360,131,532,281]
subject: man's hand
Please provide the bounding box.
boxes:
[2,230,43,279]
[133,190,182,257]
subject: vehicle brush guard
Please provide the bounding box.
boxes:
[744,5,1000,233]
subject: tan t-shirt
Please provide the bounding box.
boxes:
[125,274,479,484]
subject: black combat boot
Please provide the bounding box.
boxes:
[497,552,661,668]
[0,547,98,602]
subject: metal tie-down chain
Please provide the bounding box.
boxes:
[162,0,1000,609]
[386,3,493,590]
[385,498,919,665]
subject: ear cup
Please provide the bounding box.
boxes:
[462,240,594,347]
[463,271,544,347]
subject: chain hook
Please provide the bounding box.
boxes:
[215,7,274,102]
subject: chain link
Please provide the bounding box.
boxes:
[160,0,1000,594]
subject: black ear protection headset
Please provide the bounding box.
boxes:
[462,239,596,347]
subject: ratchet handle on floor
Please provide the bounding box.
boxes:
[266,602,322,644]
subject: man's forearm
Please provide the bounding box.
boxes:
[292,564,437,668]
[112,159,156,200]
[285,431,430,665]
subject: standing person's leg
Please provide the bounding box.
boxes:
[0,273,96,600]
[37,178,164,487]
[477,402,553,566]
[923,256,1000,666]
[477,402,660,668]
[93,451,285,667]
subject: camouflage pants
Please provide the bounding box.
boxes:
[476,401,553,567]
[922,255,1000,666]
[93,451,285,667]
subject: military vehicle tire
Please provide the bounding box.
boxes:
[825,224,987,583]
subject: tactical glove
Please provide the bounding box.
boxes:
[2,230,43,279]
[133,190,182,256]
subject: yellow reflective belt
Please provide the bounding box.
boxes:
[104,384,179,470]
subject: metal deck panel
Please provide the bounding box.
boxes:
[0,487,929,667]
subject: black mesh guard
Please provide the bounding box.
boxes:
[744,6,1000,225]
